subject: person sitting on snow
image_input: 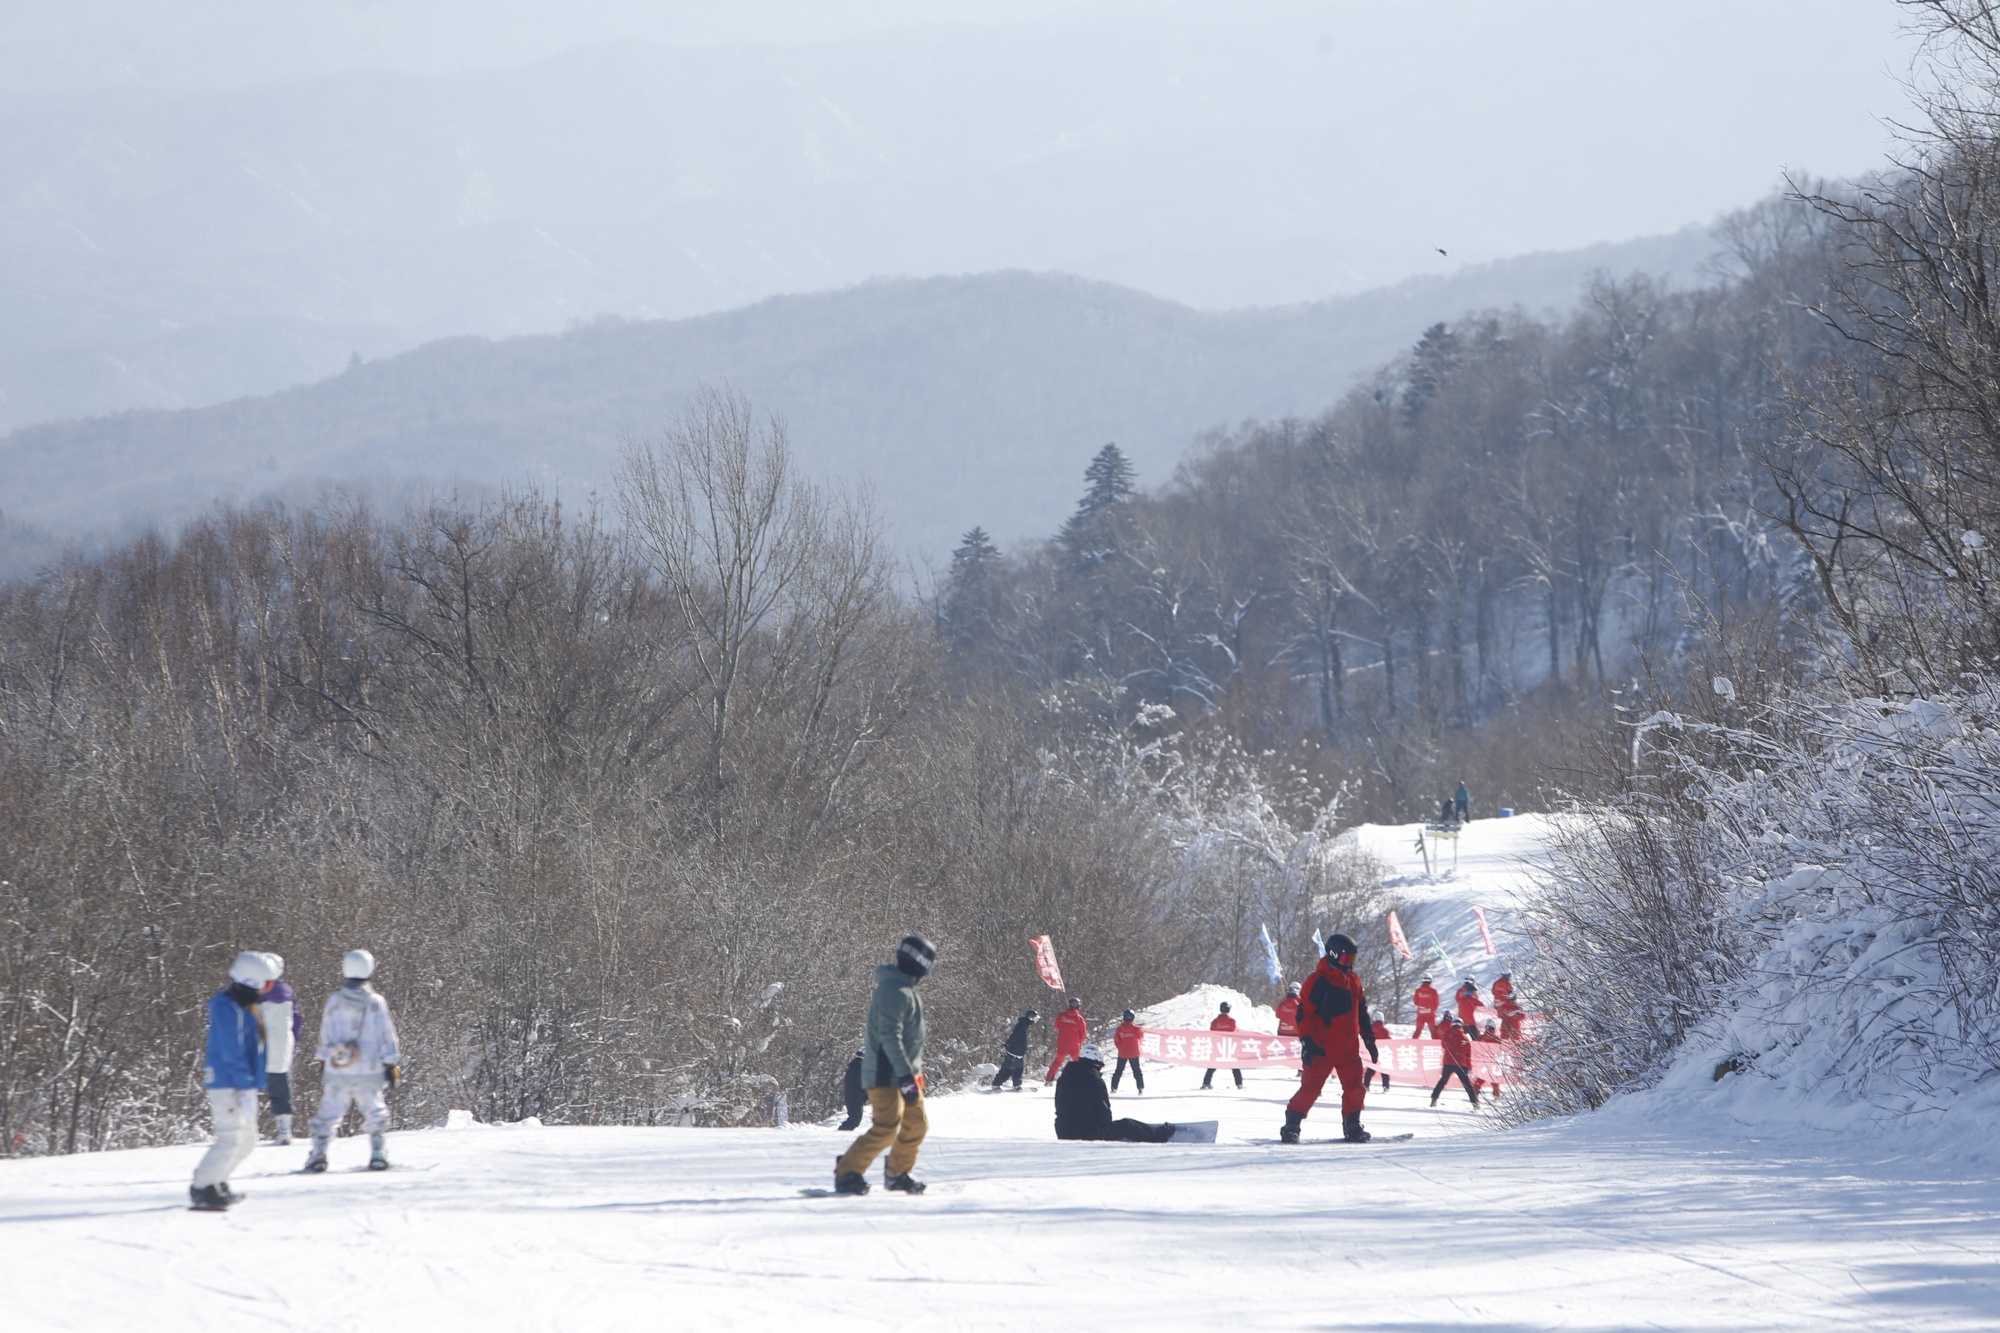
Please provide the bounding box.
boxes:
[1054,1045,1180,1142]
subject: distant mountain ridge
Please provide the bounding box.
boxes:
[1,229,1719,570]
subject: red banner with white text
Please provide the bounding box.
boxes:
[1130,1030,1518,1086]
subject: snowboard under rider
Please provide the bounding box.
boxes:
[260,953,302,1146]
[1430,1014,1479,1107]
[1199,1002,1243,1090]
[190,950,278,1211]
[834,934,937,1196]
[1054,1044,1179,1142]
[1282,931,1379,1144]
[992,1009,1037,1091]
[304,949,401,1174]
[1046,997,1087,1083]
[838,1047,866,1131]
[1111,1009,1145,1092]
[1411,977,1440,1039]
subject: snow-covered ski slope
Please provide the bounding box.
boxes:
[1346,812,1556,988]
[7,812,1998,1329]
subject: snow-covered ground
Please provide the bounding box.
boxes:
[6,1064,1997,1330]
[1346,813,1558,990]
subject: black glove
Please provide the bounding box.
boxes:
[1299,1035,1325,1066]
[384,1064,400,1090]
[1363,1038,1380,1065]
[899,1075,920,1104]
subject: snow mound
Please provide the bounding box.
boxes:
[1134,983,1277,1033]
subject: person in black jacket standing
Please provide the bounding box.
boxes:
[992,1008,1037,1090]
[837,1047,866,1130]
[1054,1045,1177,1142]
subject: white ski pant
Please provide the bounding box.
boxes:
[192,1089,260,1188]
[310,1073,390,1137]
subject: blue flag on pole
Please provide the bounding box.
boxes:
[1311,927,1326,958]
[1259,923,1284,986]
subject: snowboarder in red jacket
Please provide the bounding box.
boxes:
[1046,998,1088,1083]
[1368,1018,1393,1091]
[1430,1014,1478,1106]
[1491,973,1514,1006]
[1112,1010,1146,1093]
[1199,1002,1243,1089]
[1411,978,1440,1039]
[1281,933,1379,1143]
[1455,979,1482,1028]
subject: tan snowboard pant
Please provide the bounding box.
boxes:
[835,1085,927,1179]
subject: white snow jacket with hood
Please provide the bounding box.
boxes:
[314,980,400,1078]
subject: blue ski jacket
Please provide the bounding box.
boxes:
[204,987,267,1091]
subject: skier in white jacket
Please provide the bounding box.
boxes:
[304,949,401,1173]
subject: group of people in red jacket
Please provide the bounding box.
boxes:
[1021,941,1524,1143]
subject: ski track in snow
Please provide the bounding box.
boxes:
[5,1059,1998,1330]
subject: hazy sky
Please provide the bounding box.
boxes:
[2,1,1922,313]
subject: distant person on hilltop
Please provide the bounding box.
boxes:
[1369,1017,1393,1092]
[1199,1001,1243,1090]
[1281,932,1380,1144]
[834,934,937,1195]
[1112,1010,1146,1093]
[1046,998,1088,1084]
[1276,982,1301,1037]
[1454,782,1470,821]
[1411,977,1440,1039]
[258,952,301,1146]
[992,1009,1037,1091]
[1054,1044,1184,1143]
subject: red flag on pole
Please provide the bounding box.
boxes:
[1472,906,1497,957]
[1029,934,1065,990]
[1386,910,1414,960]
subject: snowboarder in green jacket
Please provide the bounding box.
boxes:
[833,934,936,1195]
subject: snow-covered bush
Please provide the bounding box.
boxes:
[1515,687,2000,1128]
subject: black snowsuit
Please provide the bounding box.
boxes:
[1053,1060,1174,1142]
[993,1013,1035,1090]
[838,1052,866,1130]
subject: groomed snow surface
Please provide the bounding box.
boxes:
[6,1062,1997,1330]
[6,818,1997,1329]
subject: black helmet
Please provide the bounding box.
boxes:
[1068,997,1081,1007]
[1123,1009,1135,1022]
[1326,932,1358,957]
[895,934,937,977]
[1025,1008,1039,1020]
[1219,1001,1231,1013]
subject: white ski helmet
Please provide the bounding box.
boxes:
[1079,1043,1105,1064]
[341,948,377,979]
[228,951,277,986]
[260,952,285,979]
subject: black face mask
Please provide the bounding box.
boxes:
[226,981,262,1007]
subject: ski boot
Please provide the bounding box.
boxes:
[189,1183,230,1211]
[273,1114,292,1146]
[216,1181,243,1205]
[304,1134,330,1173]
[884,1171,926,1195]
[1279,1110,1304,1144]
[1341,1112,1371,1143]
[833,1157,870,1195]
[367,1130,390,1171]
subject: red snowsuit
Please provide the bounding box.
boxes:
[1439,1022,1472,1067]
[1455,983,1482,1028]
[1411,983,1440,1039]
[1211,1013,1236,1034]
[1496,996,1524,1040]
[1046,1006,1088,1082]
[1275,995,1300,1036]
[1113,1021,1143,1059]
[1286,956,1375,1123]
[1491,975,1514,1006]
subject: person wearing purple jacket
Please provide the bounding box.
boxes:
[257,953,303,1145]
